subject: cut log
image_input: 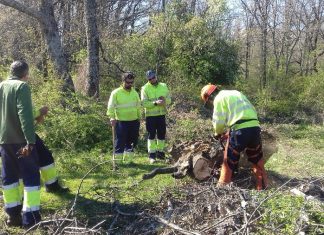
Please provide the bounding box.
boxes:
[142,129,277,181]
[192,155,212,181]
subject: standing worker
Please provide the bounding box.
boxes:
[107,72,141,160]
[201,84,268,190]
[0,61,41,228]
[141,70,171,163]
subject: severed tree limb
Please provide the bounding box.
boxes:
[153,216,201,235]
[23,219,75,235]
[142,166,178,180]
[201,213,240,232]
[107,214,119,234]
[243,178,294,234]
[115,204,200,235]
[54,157,110,235]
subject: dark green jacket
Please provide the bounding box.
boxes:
[0,77,35,144]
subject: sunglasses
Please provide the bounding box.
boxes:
[125,80,134,84]
[148,77,156,81]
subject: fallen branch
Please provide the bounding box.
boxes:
[23,218,75,234]
[107,214,119,234]
[54,158,110,234]
[201,213,239,232]
[153,216,201,235]
[244,178,294,234]
[142,166,178,180]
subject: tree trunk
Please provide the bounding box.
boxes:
[190,0,196,14]
[162,0,166,12]
[0,0,75,92]
[39,0,75,92]
[84,0,100,97]
[260,27,268,88]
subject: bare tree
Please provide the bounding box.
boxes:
[0,0,75,91]
[241,0,271,89]
[84,0,100,97]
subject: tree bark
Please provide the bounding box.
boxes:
[84,0,100,97]
[0,0,75,92]
[162,0,166,12]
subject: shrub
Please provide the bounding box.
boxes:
[30,76,111,152]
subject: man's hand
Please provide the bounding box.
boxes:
[156,97,165,106]
[18,144,35,157]
[110,119,117,127]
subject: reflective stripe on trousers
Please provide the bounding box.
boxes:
[148,139,157,153]
[40,163,57,185]
[23,186,41,212]
[3,182,22,209]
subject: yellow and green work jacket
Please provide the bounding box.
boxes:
[107,87,141,121]
[213,90,259,135]
[141,82,171,117]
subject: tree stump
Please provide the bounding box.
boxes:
[142,129,277,181]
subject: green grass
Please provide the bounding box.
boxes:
[0,151,181,233]
[265,124,324,178]
[0,123,323,234]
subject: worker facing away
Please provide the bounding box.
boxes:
[0,61,41,228]
[107,72,141,159]
[201,84,268,190]
[141,70,171,163]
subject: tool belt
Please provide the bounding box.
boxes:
[230,118,258,129]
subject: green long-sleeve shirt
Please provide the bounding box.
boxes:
[0,77,36,144]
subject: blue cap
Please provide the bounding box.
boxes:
[146,70,156,79]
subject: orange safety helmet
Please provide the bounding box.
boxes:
[201,84,218,103]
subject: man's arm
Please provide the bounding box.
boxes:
[141,87,155,108]
[107,91,117,126]
[136,92,142,120]
[212,100,226,135]
[165,85,171,105]
[17,83,36,144]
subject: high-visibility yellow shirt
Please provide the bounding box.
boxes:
[212,90,259,135]
[141,82,171,117]
[107,87,141,121]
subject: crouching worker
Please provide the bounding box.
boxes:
[201,84,268,190]
[0,61,41,228]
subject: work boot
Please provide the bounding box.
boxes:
[46,180,69,193]
[252,159,268,190]
[217,162,233,187]
[149,153,156,164]
[6,215,22,227]
[22,212,41,230]
[156,151,165,160]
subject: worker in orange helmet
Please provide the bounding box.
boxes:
[201,84,268,190]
